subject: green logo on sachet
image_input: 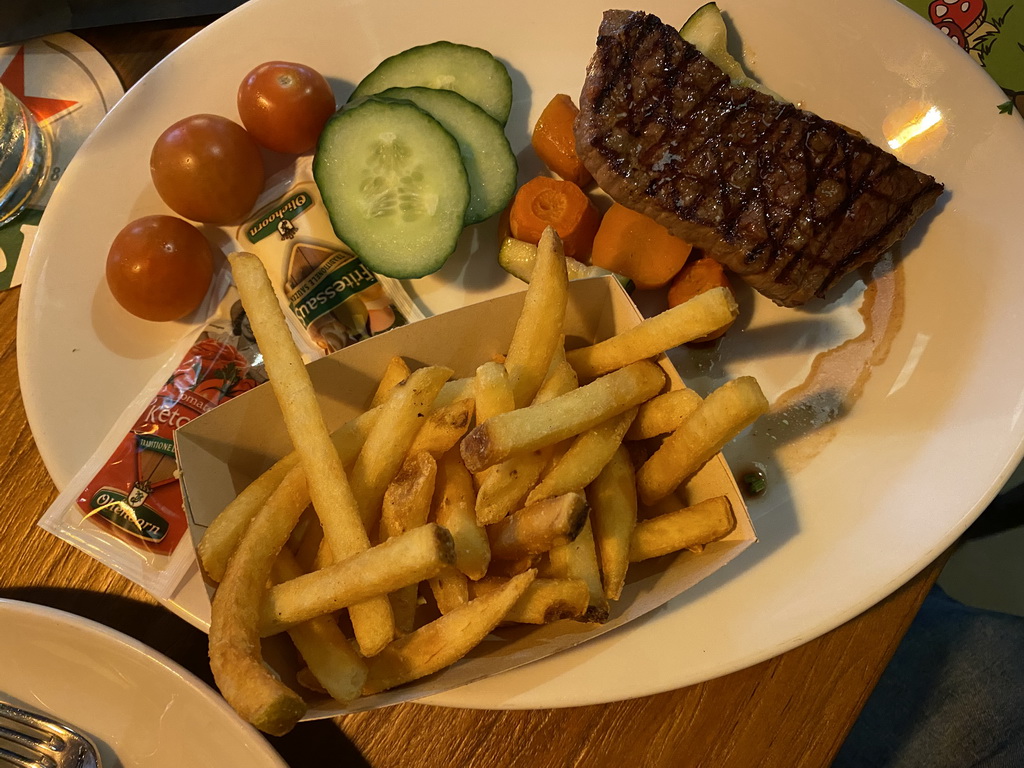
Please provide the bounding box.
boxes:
[245,192,314,244]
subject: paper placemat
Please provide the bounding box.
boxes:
[899,0,1023,114]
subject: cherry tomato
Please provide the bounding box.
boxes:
[106,215,216,322]
[237,61,336,154]
[150,114,264,225]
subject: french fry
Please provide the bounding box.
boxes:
[472,364,576,526]
[433,376,476,409]
[638,489,688,522]
[363,569,538,695]
[209,463,309,736]
[625,388,704,441]
[461,360,666,473]
[296,667,327,695]
[434,452,490,580]
[429,567,471,614]
[487,554,541,578]
[408,398,475,458]
[271,549,368,704]
[587,444,637,601]
[349,365,453,530]
[629,496,736,561]
[637,376,768,504]
[292,511,324,572]
[197,406,382,582]
[379,451,437,633]
[227,251,393,658]
[474,361,515,423]
[474,448,549,526]
[389,584,421,637]
[328,407,384,466]
[370,355,411,408]
[286,506,318,552]
[526,408,636,504]
[488,492,588,561]
[471,577,589,624]
[379,451,437,541]
[533,354,578,405]
[473,349,577,525]
[472,360,533,524]
[546,517,609,622]
[198,453,297,583]
[566,287,739,379]
[526,345,577,488]
[261,523,456,636]
[504,227,569,407]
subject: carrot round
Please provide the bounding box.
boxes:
[531,94,592,187]
[508,176,601,261]
[590,203,692,290]
[667,255,736,341]
[496,200,513,241]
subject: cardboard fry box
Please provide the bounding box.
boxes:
[175,276,757,717]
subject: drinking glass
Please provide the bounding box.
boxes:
[0,83,51,227]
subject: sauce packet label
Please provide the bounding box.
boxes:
[37,273,248,597]
[73,333,265,556]
[238,159,424,361]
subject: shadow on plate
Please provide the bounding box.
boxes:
[0,586,372,768]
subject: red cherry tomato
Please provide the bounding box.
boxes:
[106,215,216,322]
[237,61,336,154]
[150,114,265,225]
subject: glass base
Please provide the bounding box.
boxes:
[0,92,52,228]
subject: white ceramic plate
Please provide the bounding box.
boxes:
[0,599,286,767]
[18,0,1024,710]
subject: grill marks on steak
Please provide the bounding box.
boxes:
[575,10,944,307]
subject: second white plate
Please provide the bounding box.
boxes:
[0,599,286,767]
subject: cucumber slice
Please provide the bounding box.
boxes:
[498,237,633,291]
[313,98,470,279]
[349,41,513,125]
[679,3,780,99]
[376,86,516,225]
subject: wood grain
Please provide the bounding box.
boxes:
[0,17,948,768]
[336,560,942,768]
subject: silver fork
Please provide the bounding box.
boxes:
[0,701,101,768]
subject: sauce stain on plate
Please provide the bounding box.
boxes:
[756,254,905,471]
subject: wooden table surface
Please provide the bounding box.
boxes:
[0,15,950,768]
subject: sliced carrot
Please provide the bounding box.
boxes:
[531,94,592,187]
[590,203,692,290]
[667,255,736,342]
[496,199,513,241]
[508,176,601,261]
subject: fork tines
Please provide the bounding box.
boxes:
[0,702,100,768]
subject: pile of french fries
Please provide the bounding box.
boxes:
[199,228,768,735]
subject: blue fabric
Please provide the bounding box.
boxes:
[834,586,1024,768]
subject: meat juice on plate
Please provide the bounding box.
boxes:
[675,253,905,500]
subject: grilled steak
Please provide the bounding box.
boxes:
[575,10,944,307]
